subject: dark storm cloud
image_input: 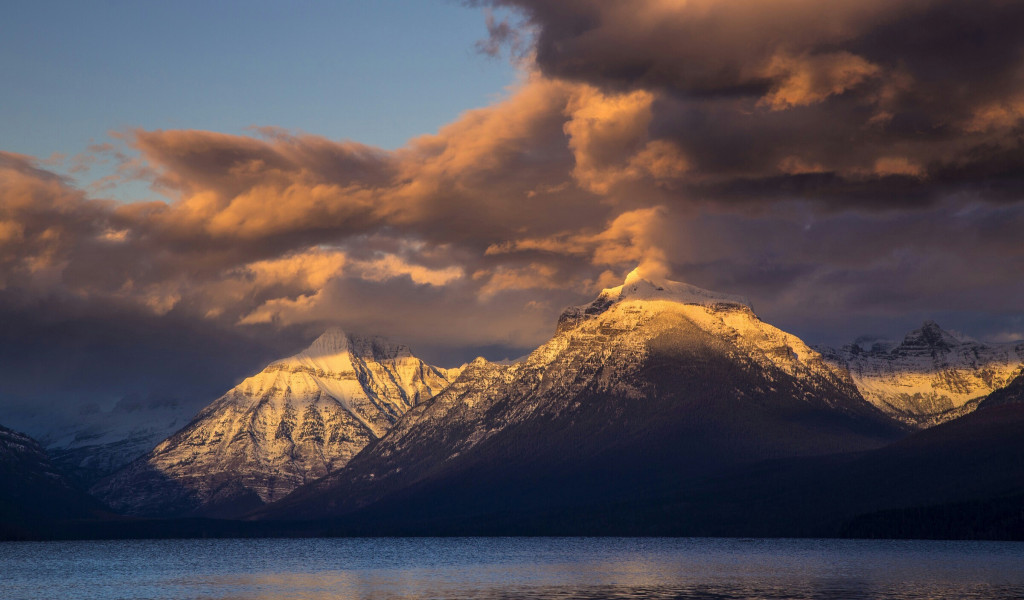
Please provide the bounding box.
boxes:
[661,200,1024,345]
[484,0,1024,207]
[486,0,1024,109]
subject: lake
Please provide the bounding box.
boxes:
[2,537,1023,599]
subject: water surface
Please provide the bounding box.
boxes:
[2,537,1023,599]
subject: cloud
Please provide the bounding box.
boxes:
[352,254,463,287]
[563,86,689,193]
[485,207,671,281]
[0,152,113,292]
[759,51,881,111]
[474,263,561,299]
[1,0,1024,416]
[0,77,622,364]
[484,0,1024,207]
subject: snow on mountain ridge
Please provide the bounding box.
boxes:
[821,320,1024,427]
[92,328,458,516]
[898,320,964,350]
[8,396,195,488]
[290,328,414,364]
[619,267,751,308]
[558,269,751,334]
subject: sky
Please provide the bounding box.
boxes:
[1,0,1024,423]
[0,0,516,200]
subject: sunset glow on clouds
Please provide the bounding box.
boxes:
[1,0,1023,405]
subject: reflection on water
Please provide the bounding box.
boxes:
[2,537,1024,599]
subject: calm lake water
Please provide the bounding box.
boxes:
[2,537,1024,599]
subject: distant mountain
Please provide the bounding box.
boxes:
[979,368,1024,408]
[0,424,104,538]
[0,390,200,489]
[92,329,459,517]
[820,321,1024,427]
[264,270,903,530]
[25,395,194,488]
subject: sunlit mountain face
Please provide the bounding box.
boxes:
[93,330,458,517]
[1,0,1024,543]
[820,322,1024,428]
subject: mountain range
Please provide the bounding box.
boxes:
[820,322,1024,427]
[1,269,1022,539]
[258,270,905,530]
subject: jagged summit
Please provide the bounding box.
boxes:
[302,327,353,355]
[559,268,750,332]
[844,321,974,357]
[898,320,963,351]
[286,328,413,371]
[821,321,1024,427]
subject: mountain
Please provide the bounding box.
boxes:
[91,329,459,518]
[263,270,904,531]
[836,370,1024,539]
[0,391,199,489]
[26,396,194,488]
[0,424,105,538]
[979,368,1024,408]
[820,321,1024,427]
[669,369,1024,539]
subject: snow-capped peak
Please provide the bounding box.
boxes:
[94,326,457,515]
[283,328,413,374]
[613,267,751,308]
[303,327,352,356]
[899,320,964,350]
[557,268,751,332]
[821,320,1024,427]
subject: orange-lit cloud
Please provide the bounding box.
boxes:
[759,52,881,111]
[489,0,1024,204]
[353,254,463,287]
[485,207,672,285]
[1,0,1024,377]
[563,86,689,194]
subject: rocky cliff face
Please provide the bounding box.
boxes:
[820,321,1024,427]
[269,270,902,526]
[92,329,459,517]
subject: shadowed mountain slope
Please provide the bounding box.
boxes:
[0,424,106,538]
